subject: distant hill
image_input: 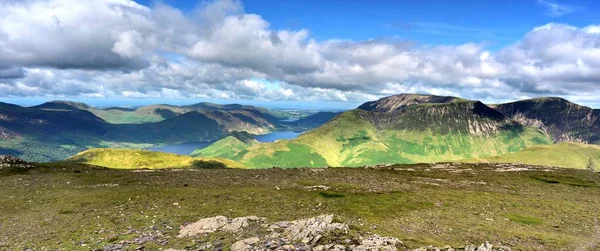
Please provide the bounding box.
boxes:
[191,131,258,159]
[68,148,244,169]
[492,97,600,144]
[196,94,553,168]
[465,143,600,170]
[287,112,342,130]
[0,101,334,162]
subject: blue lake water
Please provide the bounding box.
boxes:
[147,141,213,155]
[254,131,303,142]
[280,118,299,122]
[147,131,304,155]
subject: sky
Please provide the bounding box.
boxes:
[1,0,600,109]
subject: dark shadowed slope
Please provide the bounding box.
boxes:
[492,97,600,144]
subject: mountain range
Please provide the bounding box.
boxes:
[2,93,599,168]
[190,94,600,168]
[0,101,338,162]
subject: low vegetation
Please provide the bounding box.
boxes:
[1,163,599,250]
[68,148,245,169]
[467,143,600,170]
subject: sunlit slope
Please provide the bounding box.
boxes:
[191,132,258,159]
[466,143,600,170]
[200,99,553,168]
[68,148,245,169]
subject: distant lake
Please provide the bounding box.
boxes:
[148,131,304,155]
[280,118,299,122]
[147,141,213,155]
[254,131,303,142]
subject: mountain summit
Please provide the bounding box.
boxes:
[357,94,464,112]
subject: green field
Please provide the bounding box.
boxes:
[68,148,245,169]
[1,163,599,250]
[467,143,600,170]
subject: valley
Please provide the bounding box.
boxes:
[0,101,337,162]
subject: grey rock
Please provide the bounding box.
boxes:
[230,237,260,251]
[178,216,229,237]
[103,244,125,251]
[352,235,402,251]
[178,216,264,237]
[268,214,348,244]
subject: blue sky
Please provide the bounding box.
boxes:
[137,0,599,48]
[1,0,600,109]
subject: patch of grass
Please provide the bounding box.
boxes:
[58,209,76,215]
[67,148,245,169]
[505,213,543,225]
[531,175,561,184]
[319,191,346,198]
[192,160,227,169]
[530,174,597,187]
[468,143,600,170]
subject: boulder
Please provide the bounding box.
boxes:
[231,237,260,251]
[268,214,348,244]
[178,216,265,237]
[352,235,402,251]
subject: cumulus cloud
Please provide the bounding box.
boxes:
[0,0,600,107]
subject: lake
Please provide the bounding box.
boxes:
[254,131,303,142]
[147,141,213,155]
[147,131,304,155]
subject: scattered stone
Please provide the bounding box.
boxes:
[178,216,265,237]
[0,155,34,169]
[230,237,260,251]
[174,214,511,251]
[268,214,348,243]
[352,235,402,251]
[412,242,510,251]
[304,185,330,191]
[222,216,262,232]
[103,243,125,251]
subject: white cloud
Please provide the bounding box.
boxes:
[0,0,599,107]
[537,0,574,17]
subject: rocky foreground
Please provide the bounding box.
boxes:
[0,155,34,169]
[105,214,511,251]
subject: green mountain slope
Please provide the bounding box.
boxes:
[68,148,245,169]
[465,143,600,170]
[492,97,600,144]
[198,95,553,168]
[191,132,258,159]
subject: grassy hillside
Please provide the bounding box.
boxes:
[68,148,245,169]
[191,133,258,159]
[466,143,600,170]
[203,104,552,168]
